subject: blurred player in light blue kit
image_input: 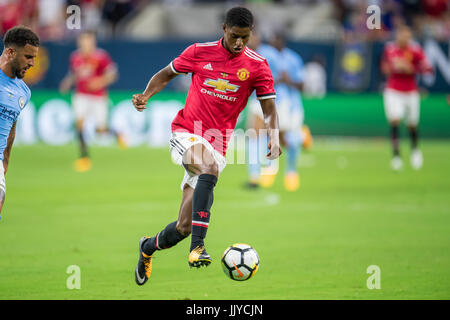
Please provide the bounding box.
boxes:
[246,30,306,191]
[0,26,39,219]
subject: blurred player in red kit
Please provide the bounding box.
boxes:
[60,30,126,172]
[381,25,433,171]
[131,7,282,285]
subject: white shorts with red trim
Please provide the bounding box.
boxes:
[383,88,420,126]
[169,131,226,191]
[72,93,109,129]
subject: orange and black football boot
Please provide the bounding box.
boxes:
[135,236,153,285]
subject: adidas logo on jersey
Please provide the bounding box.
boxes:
[203,63,213,70]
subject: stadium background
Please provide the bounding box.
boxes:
[0,0,449,300]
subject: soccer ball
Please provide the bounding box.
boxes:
[221,243,259,281]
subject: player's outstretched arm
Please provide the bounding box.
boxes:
[259,98,282,160]
[59,72,75,94]
[3,122,16,175]
[103,65,118,87]
[279,71,303,91]
[132,65,178,112]
[88,66,119,92]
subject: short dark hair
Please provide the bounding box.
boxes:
[224,7,254,29]
[3,26,40,48]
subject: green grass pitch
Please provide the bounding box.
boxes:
[0,138,449,299]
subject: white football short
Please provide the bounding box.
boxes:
[72,93,109,129]
[383,88,420,126]
[0,161,5,195]
[169,132,227,191]
[248,98,304,132]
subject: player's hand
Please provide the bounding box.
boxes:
[132,94,149,112]
[59,80,71,94]
[279,71,291,85]
[392,57,404,71]
[393,57,414,74]
[266,140,282,160]
[87,76,106,91]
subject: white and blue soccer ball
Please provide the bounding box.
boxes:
[221,243,259,281]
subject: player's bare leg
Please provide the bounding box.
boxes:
[176,185,194,236]
[389,120,403,171]
[74,119,91,172]
[135,187,192,285]
[135,144,218,285]
[183,143,218,268]
[408,125,423,170]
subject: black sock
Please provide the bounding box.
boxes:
[391,125,400,157]
[190,174,217,251]
[409,127,418,150]
[78,130,89,158]
[142,221,187,256]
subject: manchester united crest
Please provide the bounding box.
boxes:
[237,68,250,81]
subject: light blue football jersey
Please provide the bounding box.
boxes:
[0,69,31,160]
[257,44,304,112]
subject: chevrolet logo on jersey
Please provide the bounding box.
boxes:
[203,78,240,93]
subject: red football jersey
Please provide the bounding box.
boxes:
[70,49,115,97]
[381,41,432,92]
[170,38,276,155]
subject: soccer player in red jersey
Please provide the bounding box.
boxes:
[132,7,282,285]
[60,30,125,172]
[381,25,433,171]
